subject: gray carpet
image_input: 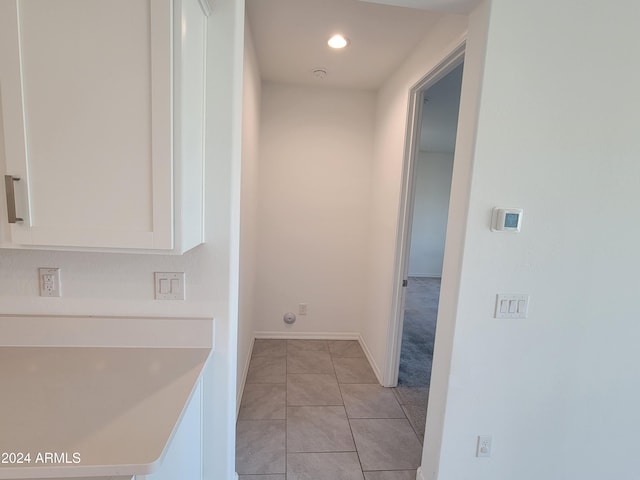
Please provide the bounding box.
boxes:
[398,277,440,387]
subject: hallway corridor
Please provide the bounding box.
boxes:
[236,339,423,479]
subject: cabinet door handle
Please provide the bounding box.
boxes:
[4,175,23,223]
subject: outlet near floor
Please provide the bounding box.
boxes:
[476,435,492,458]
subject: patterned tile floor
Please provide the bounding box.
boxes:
[236,339,424,480]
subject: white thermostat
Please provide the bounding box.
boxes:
[491,208,523,232]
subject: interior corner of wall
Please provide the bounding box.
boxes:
[358,333,384,385]
[236,335,255,418]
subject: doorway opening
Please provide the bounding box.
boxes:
[399,63,464,388]
[385,46,465,442]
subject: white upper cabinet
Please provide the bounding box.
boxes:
[0,0,210,253]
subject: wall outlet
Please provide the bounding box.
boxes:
[39,268,61,297]
[476,435,492,458]
[298,303,307,315]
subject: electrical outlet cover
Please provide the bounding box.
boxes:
[476,435,492,458]
[39,268,61,297]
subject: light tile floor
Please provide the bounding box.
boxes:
[236,339,423,480]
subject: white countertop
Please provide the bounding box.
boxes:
[0,315,212,480]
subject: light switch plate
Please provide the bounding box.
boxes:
[495,294,529,318]
[154,272,185,300]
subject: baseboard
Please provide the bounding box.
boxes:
[236,336,255,419]
[416,466,425,480]
[357,334,383,385]
[254,331,360,340]
[408,274,442,278]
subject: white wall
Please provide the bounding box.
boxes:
[427,1,640,479]
[363,13,468,377]
[254,83,374,336]
[422,2,490,477]
[408,151,454,277]
[237,17,261,409]
[0,0,246,478]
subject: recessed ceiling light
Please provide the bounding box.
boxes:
[328,34,349,49]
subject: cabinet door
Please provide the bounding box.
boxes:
[0,0,173,249]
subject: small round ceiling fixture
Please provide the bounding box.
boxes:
[328,34,349,49]
[313,68,328,79]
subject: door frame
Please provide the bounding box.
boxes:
[382,42,466,387]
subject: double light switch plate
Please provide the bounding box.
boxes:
[154,272,185,300]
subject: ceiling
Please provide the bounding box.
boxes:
[246,0,469,151]
[358,0,480,14]
[246,0,447,89]
[245,0,481,90]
